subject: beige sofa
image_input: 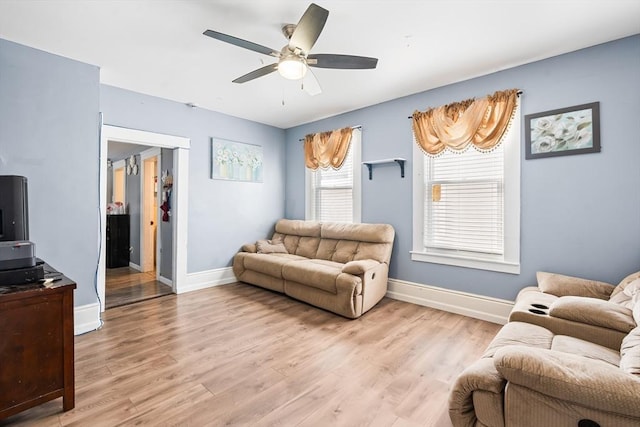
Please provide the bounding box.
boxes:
[509,271,640,349]
[232,219,395,318]
[449,270,640,426]
[449,320,640,427]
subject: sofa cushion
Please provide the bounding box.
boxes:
[609,278,640,309]
[352,241,393,263]
[282,259,344,294]
[275,219,321,237]
[611,271,640,299]
[256,239,288,254]
[537,271,614,300]
[551,335,620,366]
[278,234,301,254]
[495,346,640,418]
[620,326,640,376]
[342,259,380,275]
[242,253,306,279]
[320,222,394,264]
[294,236,321,258]
[241,243,257,253]
[321,222,394,243]
[482,322,553,358]
[448,358,506,427]
[549,296,635,333]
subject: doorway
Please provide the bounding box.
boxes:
[99,125,190,313]
[105,267,172,309]
[104,146,172,309]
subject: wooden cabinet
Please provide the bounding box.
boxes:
[0,271,76,419]
[106,214,130,268]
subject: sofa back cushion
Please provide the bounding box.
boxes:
[537,271,614,300]
[271,219,395,264]
[274,218,321,237]
[620,326,640,376]
[609,278,640,309]
[320,222,394,243]
[610,271,640,299]
[294,236,322,258]
[273,219,321,255]
[320,222,394,264]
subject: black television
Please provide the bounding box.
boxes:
[0,175,29,242]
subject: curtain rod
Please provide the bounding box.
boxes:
[298,125,362,142]
[406,90,522,119]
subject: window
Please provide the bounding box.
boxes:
[306,128,361,223]
[412,109,520,274]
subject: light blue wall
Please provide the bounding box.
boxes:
[160,148,173,279]
[125,157,141,266]
[285,35,640,301]
[3,35,638,307]
[100,85,286,272]
[0,39,101,306]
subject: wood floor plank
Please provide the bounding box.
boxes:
[105,267,173,309]
[2,282,501,426]
[117,383,214,425]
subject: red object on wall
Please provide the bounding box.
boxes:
[160,200,170,222]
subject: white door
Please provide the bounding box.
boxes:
[141,151,160,273]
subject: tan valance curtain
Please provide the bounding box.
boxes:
[412,89,519,156]
[304,127,353,170]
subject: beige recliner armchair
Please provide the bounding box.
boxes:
[449,270,640,426]
[449,320,640,427]
[509,271,640,349]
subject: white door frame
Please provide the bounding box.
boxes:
[99,124,190,312]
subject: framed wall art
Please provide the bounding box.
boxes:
[211,138,263,182]
[525,102,600,159]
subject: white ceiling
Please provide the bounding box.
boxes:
[1,1,639,129]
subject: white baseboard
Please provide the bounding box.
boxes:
[129,262,141,271]
[158,275,173,286]
[386,278,514,325]
[74,302,102,335]
[179,267,236,294]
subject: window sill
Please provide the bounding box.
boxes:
[410,251,520,275]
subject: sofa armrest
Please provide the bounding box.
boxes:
[342,259,380,275]
[550,296,635,333]
[448,358,506,426]
[241,243,257,253]
[537,271,615,299]
[495,346,640,418]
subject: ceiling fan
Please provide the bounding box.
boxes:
[203,3,378,96]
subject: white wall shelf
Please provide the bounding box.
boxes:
[362,158,406,180]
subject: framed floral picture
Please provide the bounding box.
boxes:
[211,138,263,182]
[525,102,600,159]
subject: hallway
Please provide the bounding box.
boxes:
[105,267,172,309]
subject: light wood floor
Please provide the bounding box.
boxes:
[105,267,173,309]
[2,283,500,426]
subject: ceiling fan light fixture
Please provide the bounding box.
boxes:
[278,56,308,80]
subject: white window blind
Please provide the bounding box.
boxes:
[306,128,361,223]
[424,145,504,255]
[310,145,354,222]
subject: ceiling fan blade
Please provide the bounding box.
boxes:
[308,54,378,69]
[232,63,279,83]
[302,68,322,96]
[289,3,329,54]
[203,30,280,57]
